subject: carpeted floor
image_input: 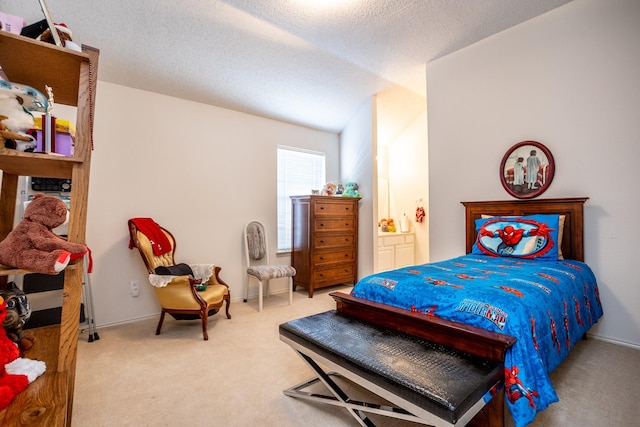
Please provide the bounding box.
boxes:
[72,286,639,426]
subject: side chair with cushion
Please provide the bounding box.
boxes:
[128,218,231,340]
[243,220,296,312]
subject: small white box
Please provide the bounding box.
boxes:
[0,12,25,35]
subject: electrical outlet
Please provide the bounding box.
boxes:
[130,280,139,297]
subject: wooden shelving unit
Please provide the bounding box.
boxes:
[0,31,99,426]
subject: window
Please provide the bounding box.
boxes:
[277,146,325,251]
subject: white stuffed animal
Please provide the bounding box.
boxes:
[0,80,48,152]
[0,79,48,134]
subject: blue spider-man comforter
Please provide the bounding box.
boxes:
[350,255,603,427]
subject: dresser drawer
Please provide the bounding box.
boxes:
[313,264,354,284]
[314,218,356,232]
[314,200,357,216]
[313,249,354,265]
[314,233,355,249]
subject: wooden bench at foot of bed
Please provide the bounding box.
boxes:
[280,309,515,426]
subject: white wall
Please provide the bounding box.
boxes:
[340,99,375,279]
[375,87,429,266]
[426,0,640,347]
[86,82,339,326]
[387,111,429,264]
[340,91,429,277]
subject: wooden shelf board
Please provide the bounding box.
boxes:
[0,262,80,277]
[0,32,90,106]
[0,150,81,179]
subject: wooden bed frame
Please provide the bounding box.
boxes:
[330,197,588,426]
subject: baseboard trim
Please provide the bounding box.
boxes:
[83,313,159,331]
[588,333,640,350]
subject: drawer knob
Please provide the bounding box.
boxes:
[319,240,325,243]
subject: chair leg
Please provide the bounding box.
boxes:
[244,274,249,302]
[289,276,293,306]
[156,310,166,335]
[200,311,209,341]
[258,279,264,313]
[224,293,232,319]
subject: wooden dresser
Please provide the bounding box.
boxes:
[291,196,360,297]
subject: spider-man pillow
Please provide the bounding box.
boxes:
[472,214,560,260]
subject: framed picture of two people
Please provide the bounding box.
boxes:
[500,141,555,199]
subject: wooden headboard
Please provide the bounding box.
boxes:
[461,197,588,262]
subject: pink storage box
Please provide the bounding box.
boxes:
[33,130,75,157]
[0,12,25,35]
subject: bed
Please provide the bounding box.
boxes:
[330,197,602,427]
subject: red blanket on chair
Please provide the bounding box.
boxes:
[128,218,171,256]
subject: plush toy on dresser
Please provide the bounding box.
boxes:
[0,194,87,274]
[321,182,337,196]
[342,182,360,198]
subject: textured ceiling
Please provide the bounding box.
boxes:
[2,0,572,133]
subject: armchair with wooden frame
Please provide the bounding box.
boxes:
[128,218,231,340]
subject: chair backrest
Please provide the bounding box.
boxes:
[244,220,270,268]
[128,220,177,274]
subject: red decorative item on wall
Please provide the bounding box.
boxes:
[415,199,425,223]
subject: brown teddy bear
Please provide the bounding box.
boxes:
[0,194,87,274]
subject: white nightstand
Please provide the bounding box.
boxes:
[377,231,415,272]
